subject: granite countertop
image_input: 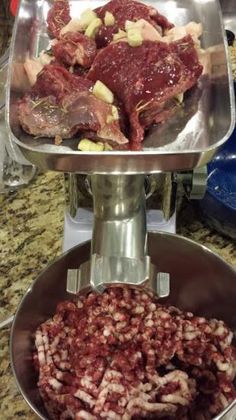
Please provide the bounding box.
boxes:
[0,171,236,419]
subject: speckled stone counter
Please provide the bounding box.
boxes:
[0,171,235,419]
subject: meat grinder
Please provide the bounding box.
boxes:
[6,0,235,295]
[6,0,236,419]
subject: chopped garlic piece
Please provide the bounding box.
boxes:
[78,139,104,151]
[125,20,133,31]
[112,105,119,120]
[113,29,127,42]
[127,28,143,47]
[175,93,184,103]
[80,9,98,29]
[125,20,144,31]
[85,18,102,39]
[106,114,114,124]
[106,106,119,123]
[104,11,115,26]
[92,80,114,104]
[104,143,113,151]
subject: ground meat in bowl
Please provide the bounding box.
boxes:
[34,287,236,419]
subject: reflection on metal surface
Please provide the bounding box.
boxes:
[5,0,235,173]
[0,111,36,192]
[156,271,170,298]
[64,173,177,221]
[91,175,147,260]
[67,253,171,296]
[65,174,172,292]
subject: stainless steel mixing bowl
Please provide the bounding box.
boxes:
[10,232,236,419]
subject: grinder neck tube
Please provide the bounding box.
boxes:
[91,174,147,259]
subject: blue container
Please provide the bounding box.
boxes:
[200,109,236,239]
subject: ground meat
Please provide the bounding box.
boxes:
[34,287,236,419]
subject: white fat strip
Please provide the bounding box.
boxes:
[130,351,142,365]
[24,58,43,86]
[141,293,149,301]
[75,44,86,66]
[219,392,230,409]
[55,370,64,380]
[147,370,190,395]
[53,352,70,370]
[95,383,125,411]
[115,321,127,331]
[58,361,71,370]
[214,324,226,336]
[183,331,200,340]
[160,394,190,406]
[100,369,123,387]
[41,384,67,404]
[136,392,151,402]
[118,327,139,342]
[126,398,177,414]
[145,319,154,327]
[41,330,53,364]
[222,331,233,347]
[24,52,53,86]
[184,323,196,332]
[77,299,84,309]
[138,382,152,393]
[119,396,128,407]
[149,303,156,312]
[127,19,162,42]
[50,335,61,351]
[74,389,96,407]
[60,18,83,35]
[48,377,63,391]
[81,376,98,397]
[35,329,46,366]
[147,373,161,386]
[100,410,122,419]
[103,328,111,336]
[75,410,96,420]
[159,370,189,386]
[124,20,202,45]
[133,305,145,314]
[99,383,125,397]
[216,360,231,372]
[163,22,203,44]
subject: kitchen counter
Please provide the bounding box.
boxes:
[0,171,236,419]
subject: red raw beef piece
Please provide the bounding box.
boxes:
[95,25,119,49]
[47,0,71,38]
[18,64,128,145]
[95,0,174,48]
[52,32,97,68]
[88,36,203,148]
[32,64,93,102]
[96,0,173,31]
